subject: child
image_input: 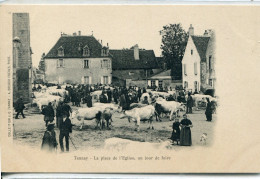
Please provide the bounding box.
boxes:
[41,122,58,152]
[170,118,181,145]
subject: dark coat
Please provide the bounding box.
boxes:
[205,101,213,115]
[42,105,55,117]
[60,117,72,135]
[187,96,193,107]
[100,94,108,103]
[86,95,92,107]
[170,122,180,141]
[15,98,25,111]
[119,94,127,110]
[56,105,63,117]
[41,130,57,152]
[62,103,72,117]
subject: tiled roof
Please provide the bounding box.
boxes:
[191,36,210,62]
[44,36,106,58]
[110,49,159,69]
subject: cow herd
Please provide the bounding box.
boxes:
[32,84,217,132]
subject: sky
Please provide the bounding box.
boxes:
[11,6,213,68]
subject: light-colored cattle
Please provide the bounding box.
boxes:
[90,90,103,100]
[121,105,156,131]
[71,107,102,130]
[155,99,184,121]
[140,93,152,104]
[33,95,62,110]
[129,103,148,110]
[47,88,68,97]
[93,103,119,111]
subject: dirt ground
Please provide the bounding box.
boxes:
[13,103,216,152]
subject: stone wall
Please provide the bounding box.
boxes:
[13,13,32,103]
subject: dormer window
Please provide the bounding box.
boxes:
[101,48,109,56]
[58,46,64,57]
[83,45,90,57]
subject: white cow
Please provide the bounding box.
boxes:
[120,105,156,131]
[155,99,185,121]
[90,90,103,100]
[93,103,119,111]
[71,107,102,130]
[33,95,62,110]
[140,93,152,104]
[47,88,68,97]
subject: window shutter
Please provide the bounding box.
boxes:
[194,62,197,75]
[100,76,103,84]
[108,59,111,68]
[100,60,103,68]
[148,80,151,86]
[184,64,187,75]
[88,59,91,68]
[89,76,92,85]
[108,76,111,84]
[155,80,159,87]
[56,59,59,67]
[63,59,65,67]
[81,76,84,84]
[82,60,84,68]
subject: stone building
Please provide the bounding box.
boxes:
[13,13,33,103]
[44,32,112,85]
[182,24,216,93]
[147,69,182,89]
[110,45,161,87]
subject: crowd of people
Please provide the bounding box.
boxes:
[14,83,216,151]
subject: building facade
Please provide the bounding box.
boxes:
[182,25,216,93]
[44,33,112,85]
[13,13,33,103]
[147,70,182,89]
[110,44,161,87]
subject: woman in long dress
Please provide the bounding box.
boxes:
[170,118,181,145]
[180,114,193,146]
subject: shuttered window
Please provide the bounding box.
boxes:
[83,59,89,68]
[184,64,187,75]
[194,62,197,75]
[57,59,64,68]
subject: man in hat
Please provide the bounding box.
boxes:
[59,115,73,152]
[14,96,26,119]
[41,122,58,152]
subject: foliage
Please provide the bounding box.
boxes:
[160,23,188,80]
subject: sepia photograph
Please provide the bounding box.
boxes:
[12,10,217,153]
[1,5,260,173]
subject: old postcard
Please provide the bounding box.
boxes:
[0,5,260,173]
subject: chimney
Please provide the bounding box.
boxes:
[204,30,209,36]
[78,31,81,36]
[188,24,194,36]
[101,40,103,45]
[133,44,139,60]
[107,43,109,47]
[73,32,77,36]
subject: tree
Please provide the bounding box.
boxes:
[160,23,188,80]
